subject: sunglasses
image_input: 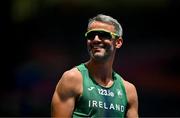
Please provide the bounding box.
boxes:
[85,29,119,40]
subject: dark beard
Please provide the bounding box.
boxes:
[87,45,112,62]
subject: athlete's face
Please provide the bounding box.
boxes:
[86,21,122,61]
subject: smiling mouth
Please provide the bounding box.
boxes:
[91,45,104,49]
[92,46,103,51]
[89,44,106,52]
[93,46,101,49]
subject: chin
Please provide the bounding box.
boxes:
[92,54,109,61]
[89,50,109,61]
[93,53,104,58]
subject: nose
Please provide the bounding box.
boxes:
[93,35,101,42]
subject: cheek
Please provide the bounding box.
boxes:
[103,40,113,44]
[87,40,91,47]
[103,40,114,47]
[87,40,92,50]
[87,40,91,44]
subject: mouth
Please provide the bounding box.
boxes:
[88,44,107,53]
[91,44,104,49]
[91,46,103,52]
[93,46,102,49]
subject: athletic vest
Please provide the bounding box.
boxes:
[72,63,128,118]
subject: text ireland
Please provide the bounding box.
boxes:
[88,100,125,112]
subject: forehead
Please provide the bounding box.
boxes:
[88,21,115,32]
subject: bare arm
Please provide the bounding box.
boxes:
[124,81,139,118]
[51,69,82,117]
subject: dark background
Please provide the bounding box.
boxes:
[1,0,180,117]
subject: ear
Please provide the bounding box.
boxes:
[115,37,123,48]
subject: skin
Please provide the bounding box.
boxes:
[51,21,138,117]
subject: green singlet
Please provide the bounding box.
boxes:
[72,63,128,118]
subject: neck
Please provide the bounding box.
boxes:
[85,59,114,86]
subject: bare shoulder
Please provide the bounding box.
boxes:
[122,79,138,104]
[60,67,82,84]
[122,79,137,93]
[56,67,83,97]
[121,79,139,117]
[51,67,83,117]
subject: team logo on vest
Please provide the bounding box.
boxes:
[88,87,95,91]
[116,89,123,98]
[98,88,114,97]
[87,87,115,97]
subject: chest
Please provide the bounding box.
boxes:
[74,78,127,117]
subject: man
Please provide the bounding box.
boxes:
[51,14,138,117]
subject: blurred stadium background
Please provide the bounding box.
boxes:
[1,0,180,116]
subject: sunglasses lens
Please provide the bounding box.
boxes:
[86,31,112,40]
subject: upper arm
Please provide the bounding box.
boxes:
[51,69,82,117]
[124,81,139,118]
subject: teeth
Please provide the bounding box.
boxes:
[93,45,102,48]
[90,45,104,49]
[94,46,100,48]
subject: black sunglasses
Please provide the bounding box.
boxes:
[85,29,119,40]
